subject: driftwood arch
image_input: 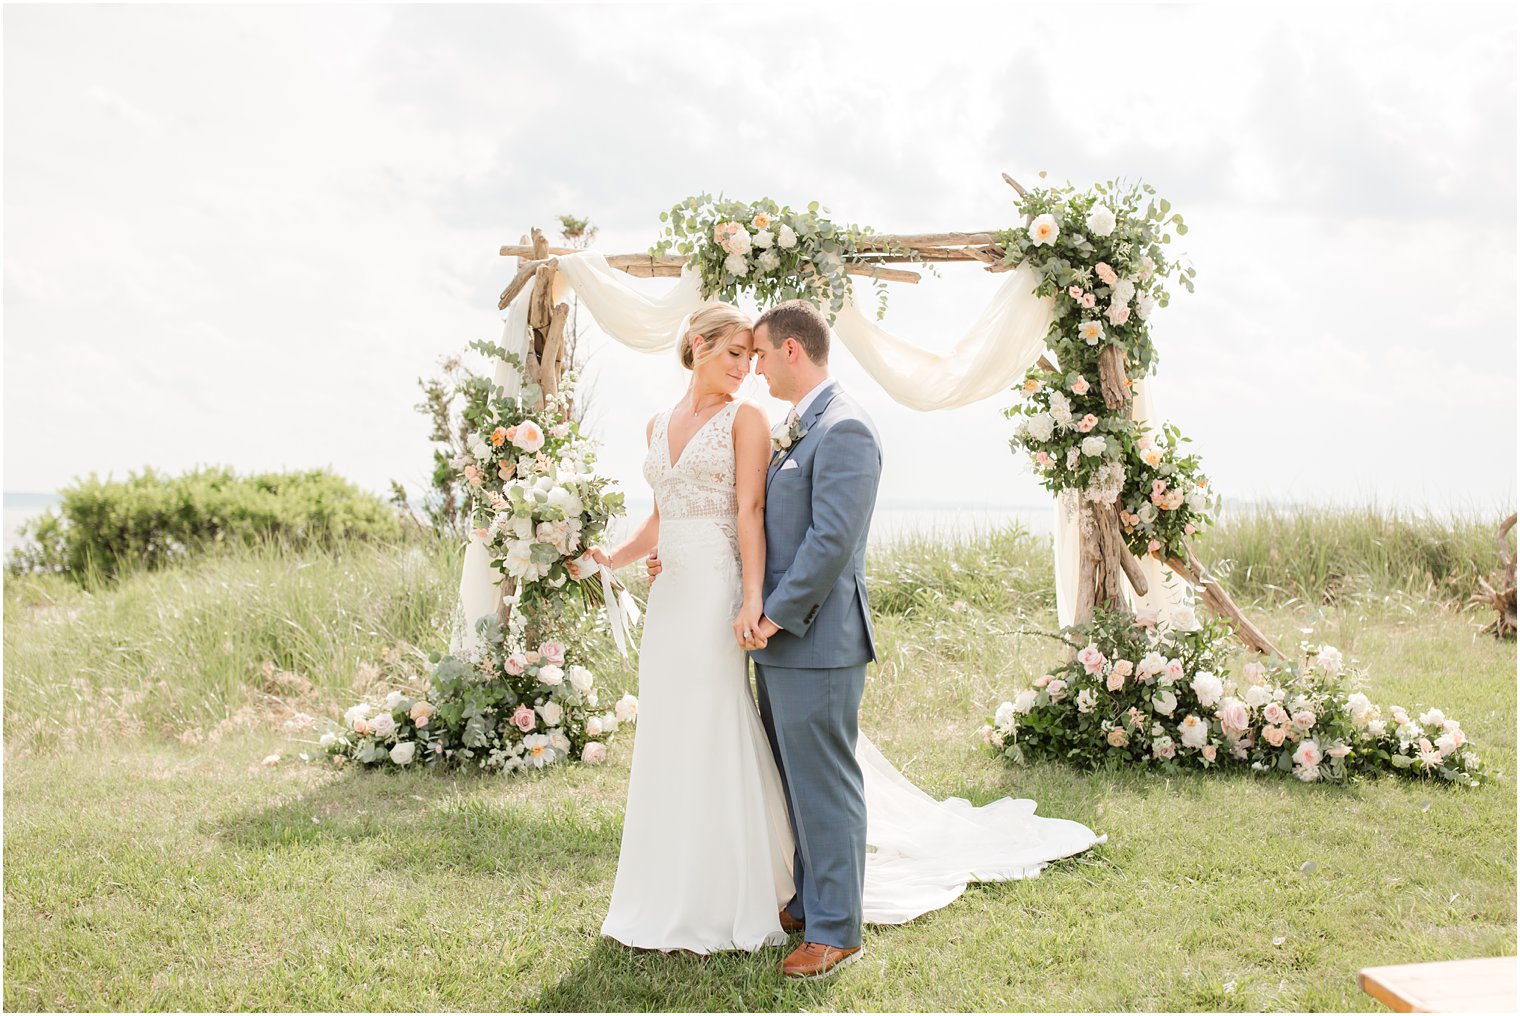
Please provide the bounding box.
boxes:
[494,176,1280,656]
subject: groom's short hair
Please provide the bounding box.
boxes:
[756,300,829,365]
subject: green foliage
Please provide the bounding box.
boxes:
[651,193,914,321]
[8,466,406,584]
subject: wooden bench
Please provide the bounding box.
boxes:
[1358,956,1517,1012]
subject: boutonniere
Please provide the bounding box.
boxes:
[771,417,808,458]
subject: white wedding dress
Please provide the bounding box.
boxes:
[600,400,1104,953]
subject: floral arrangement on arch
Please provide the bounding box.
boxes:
[650,194,910,321]
[1000,179,1214,561]
[451,340,625,614]
[323,619,637,773]
[322,348,638,773]
[984,605,1489,787]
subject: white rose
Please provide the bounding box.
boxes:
[567,665,594,693]
[319,731,337,748]
[343,703,372,728]
[615,693,639,723]
[1139,256,1157,281]
[1419,707,1445,727]
[1111,278,1136,304]
[581,741,607,764]
[1190,671,1223,708]
[1244,684,1271,709]
[1076,689,1098,714]
[384,689,404,710]
[753,229,774,249]
[1085,203,1117,237]
[1366,719,1387,738]
[1081,435,1107,457]
[724,252,749,277]
[538,664,564,687]
[1152,689,1178,716]
[727,229,752,255]
[1346,692,1373,726]
[370,712,397,739]
[1026,412,1055,442]
[585,715,604,737]
[776,225,798,249]
[1134,292,1156,320]
[758,250,781,273]
[511,516,534,540]
[538,701,564,727]
[994,701,1017,728]
[1434,732,1458,756]
[1013,689,1038,715]
[548,728,571,755]
[468,435,491,459]
[548,486,583,518]
[1186,487,1208,512]
[1137,502,1159,525]
[503,541,537,579]
[1046,679,1068,702]
[1168,605,1201,631]
[1315,646,1345,676]
[1049,391,1073,426]
[389,741,416,765]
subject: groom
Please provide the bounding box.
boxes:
[743,299,882,979]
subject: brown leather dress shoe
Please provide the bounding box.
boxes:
[781,941,863,979]
[778,908,805,934]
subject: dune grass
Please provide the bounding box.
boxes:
[3,509,1515,1011]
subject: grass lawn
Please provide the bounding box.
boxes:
[4,524,1515,1011]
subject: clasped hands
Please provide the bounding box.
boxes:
[645,550,775,650]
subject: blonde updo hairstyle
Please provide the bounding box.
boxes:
[679,302,754,370]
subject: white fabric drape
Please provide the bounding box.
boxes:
[830,263,1054,411]
[554,251,703,351]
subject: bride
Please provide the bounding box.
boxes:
[588,301,1102,970]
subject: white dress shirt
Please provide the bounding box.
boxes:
[789,377,833,424]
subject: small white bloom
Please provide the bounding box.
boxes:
[1315,646,1345,676]
[727,228,752,255]
[1026,412,1055,442]
[1077,320,1105,345]
[1134,292,1157,320]
[1081,435,1107,457]
[724,252,749,277]
[1168,605,1201,631]
[1178,714,1209,749]
[1013,689,1038,715]
[343,703,373,728]
[389,741,416,765]
[1190,671,1224,708]
[1152,689,1178,716]
[1137,502,1159,525]
[567,665,594,693]
[319,731,337,749]
[1085,203,1117,237]
[538,701,564,727]
[615,693,639,723]
[1076,689,1098,714]
[384,690,404,710]
[1028,213,1060,246]
[758,250,781,273]
[585,715,604,737]
[1419,707,1445,727]
[753,229,774,249]
[994,701,1017,728]
[776,225,798,249]
[1111,278,1136,304]
[1244,684,1271,709]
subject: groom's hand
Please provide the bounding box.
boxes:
[645,551,662,583]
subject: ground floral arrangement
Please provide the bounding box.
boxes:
[323,354,637,773]
[650,194,912,321]
[985,605,1490,786]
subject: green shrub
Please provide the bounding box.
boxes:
[8,467,409,583]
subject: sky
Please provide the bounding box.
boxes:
[4,3,1516,515]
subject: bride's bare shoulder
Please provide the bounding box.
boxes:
[645,410,663,445]
[732,400,771,438]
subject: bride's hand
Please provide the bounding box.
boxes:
[733,599,766,650]
[586,546,614,569]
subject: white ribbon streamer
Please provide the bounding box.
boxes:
[599,565,643,658]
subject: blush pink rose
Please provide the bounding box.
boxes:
[1071,376,1091,396]
[1148,539,1162,554]
[1107,669,1126,692]
[581,742,607,764]
[1068,285,1084,299]
[1095,262,1118,285]
[1201,744,1218,762]
[1218,700,1249,735]
[1291,710,1317,732]
[512,705,536,733]
[540,641,566,666]
[526,651,541,666]
[1164,659,1186,683]
[504,653,528,676]
[1080,293,1097,309]
[1078,414,1099,433]
[1033,674,1052,689]
[1263,702,1289,726]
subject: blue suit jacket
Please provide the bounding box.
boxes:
[751,380,882,670]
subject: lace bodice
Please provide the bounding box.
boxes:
[643,401,741,524]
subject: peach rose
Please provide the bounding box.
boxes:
[1108,728,1129,747]
[409,701,435,727]
[491,426,508,447]
[512,421,545,453]
[1201,744,1217,763]
[1095,262,1119,285]
[1071,376,1091,396]
[1078,414,1099,433]
[1263,724,1288,747]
